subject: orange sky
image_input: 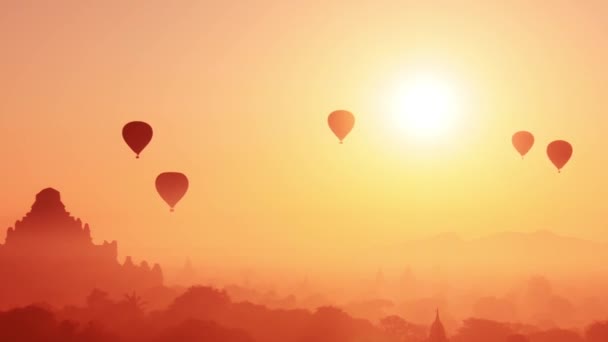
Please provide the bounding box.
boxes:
[1,1,608,273]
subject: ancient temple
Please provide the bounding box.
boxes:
[428,309,449,342]
[0,188,163,308]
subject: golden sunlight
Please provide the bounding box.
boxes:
[389,73,463,142]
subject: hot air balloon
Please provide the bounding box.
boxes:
[155,172,189,212]
[512,131,534,159]
[327,110,355,144]
[122,121,153,158]
[547,140,573,173]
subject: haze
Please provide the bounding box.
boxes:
[2,1,608,339]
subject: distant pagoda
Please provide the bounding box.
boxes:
[0,188,162,307]
[428,309,449,342]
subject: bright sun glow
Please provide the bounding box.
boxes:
[389,73,463,142]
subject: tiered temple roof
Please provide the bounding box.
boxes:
[0,188,163,307]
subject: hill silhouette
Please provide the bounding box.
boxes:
[387,230,608,276]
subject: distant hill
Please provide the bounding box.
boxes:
[388,230,608,276]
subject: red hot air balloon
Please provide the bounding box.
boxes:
[547,140,573,173]
[155,172,189,212]
[512,131,534,159]
[122,121,153,158]
[327,110,355,144]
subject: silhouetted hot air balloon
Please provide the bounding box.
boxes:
[512,131,534,159]
[547,140,573,173]
[155,172,189,212]
[122,121,153,158]
[328,110,355,144]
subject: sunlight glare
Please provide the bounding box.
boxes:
[389,73,463,143]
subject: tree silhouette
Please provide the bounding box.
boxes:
[451,318,514,342]
[528,328,583,342]
[380,315,426,342]
[585,321,608,342]
[123,291,147,312]
[86,289,112,310]
[155,319,254,342]
[506,334,529,342]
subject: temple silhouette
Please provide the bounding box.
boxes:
[0,188,162,308]
[429,309,449,342]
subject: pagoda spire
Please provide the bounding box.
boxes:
[429,307,448,342]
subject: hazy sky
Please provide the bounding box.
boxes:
[2,1,608,271]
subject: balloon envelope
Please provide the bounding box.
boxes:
[122,121,153,158]
[155,172,189,211]
[546,140,573,172]
[512,131,534,158]
[327,110,355,143]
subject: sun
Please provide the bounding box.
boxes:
[389,73,462,142]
